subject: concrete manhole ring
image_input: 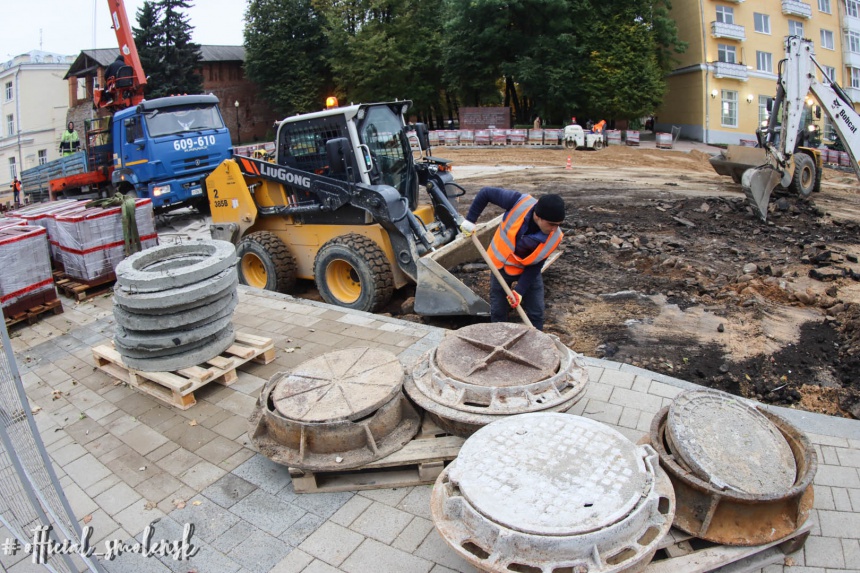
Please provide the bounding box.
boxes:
[112,291,238,331]
[113,267,238,310]
[431,413,675,573]
[667,389,796,496]
[404,323,588,437]
[116,240,237,292]
[122,324,236,372]
[250,347,421,471]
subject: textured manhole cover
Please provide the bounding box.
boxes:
[667,390,796,495]
[435,322,560,387]
[271,347,403,422]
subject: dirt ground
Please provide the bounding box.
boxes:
[415,145,860,419]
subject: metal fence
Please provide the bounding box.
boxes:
[0,319,102,572]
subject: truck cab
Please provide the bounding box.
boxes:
[112,94,233,210]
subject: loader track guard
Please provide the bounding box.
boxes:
[211,101,491,316]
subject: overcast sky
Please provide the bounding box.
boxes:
[2,0,248,61]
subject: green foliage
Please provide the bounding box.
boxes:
[244,0,331,116]
[133,0,203,98]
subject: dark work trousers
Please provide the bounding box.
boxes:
[489,269,545,330]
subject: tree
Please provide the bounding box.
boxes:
[244,0,331,116]
[133,0,203,98]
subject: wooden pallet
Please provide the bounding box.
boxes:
[92,332,275,409]
[4,298,64,328]
[644,519,812,573]
[54,271,116,302]
[289,418,466,494]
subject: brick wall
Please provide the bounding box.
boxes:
[201,61,279,145]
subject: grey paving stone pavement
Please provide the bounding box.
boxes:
[6,284,860,573]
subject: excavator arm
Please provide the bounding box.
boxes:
[743,36,860,220]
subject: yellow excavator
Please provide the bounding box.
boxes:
[205,99,496,315]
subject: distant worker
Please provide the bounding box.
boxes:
[533,116,542,130]
[10,177,21,206]
[59,122,80,156]
[459,188,565,330]
[105,54,125,84]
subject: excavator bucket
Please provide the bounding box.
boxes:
[742,165,782,221]
[413,217,501,316]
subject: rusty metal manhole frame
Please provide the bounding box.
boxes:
[405,325,588,437]
[249,348,421,471]
[647,404,816,546]
[431,413,676,573]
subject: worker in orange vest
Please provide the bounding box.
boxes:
[10,177,21,206]
[459,188,565,330]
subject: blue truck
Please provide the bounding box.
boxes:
[24,94,232,211]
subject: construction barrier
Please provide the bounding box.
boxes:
[543,129,561,145]
[475,130,491,145]
[458,130,475,145]
[606,130,622,146]
[528,129,544,145]
[492,130,508,145]
[509,129,527,145]
[656,132,673,149]
[625,131,640,146]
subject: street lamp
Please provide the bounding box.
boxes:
[234,100,241,145]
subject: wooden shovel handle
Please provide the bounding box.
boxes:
[470,233,534,328]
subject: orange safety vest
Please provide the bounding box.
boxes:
[13,180,21,192]
[487,195,563,276]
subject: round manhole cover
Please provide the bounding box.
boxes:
[668,390,796,495]
[435,323,560,387]
[450,413,648,536]
[271,347,404,422]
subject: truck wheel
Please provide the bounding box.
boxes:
[593,139,604,150]
[314,234,394,313]
[789,153,816,198]
[237,231,297,293]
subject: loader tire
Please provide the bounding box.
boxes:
[789,153,816,198]
[237,231,297,293]
[314,234,394,313]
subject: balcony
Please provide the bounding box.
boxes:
[712,61,749,81]
[711,21,746,41]
[845,86,860,103]
[782,0,812,18]
[843,14,860,33]
[845,51,860,69]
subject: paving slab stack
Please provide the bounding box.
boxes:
[0,225,56,319]
[53,198,158,282]
[112,240,239,372]
[18,200,87,270]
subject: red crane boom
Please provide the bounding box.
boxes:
[93,0,147,111]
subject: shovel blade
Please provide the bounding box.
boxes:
[742,165,782,221]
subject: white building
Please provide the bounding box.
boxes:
[0,51,75,197]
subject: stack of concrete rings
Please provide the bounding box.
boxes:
[112,240,239,372]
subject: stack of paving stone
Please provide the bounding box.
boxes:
[112,240,239,372]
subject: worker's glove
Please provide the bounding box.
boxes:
[459,220,476,237]
[507,290,522,309]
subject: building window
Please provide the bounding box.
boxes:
[848,0,860,17]
[4,82,11,101]
[756,51,773,72]
[38,150,47,165]
[824,65,836,82]
[819,0,831,12]
[716,5,735,24]
[718,44,737,63]
[754,13,771,34]
[852,67,860,88]
[758,95,771,126]
[821,29,835,50]
[850,30,860,53]
[5,114,13,136]
[76,78,87,101]
[8,157,16,180]
[789,20,804,37]
[721,90,738,127]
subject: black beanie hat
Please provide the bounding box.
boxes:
[535,194,565,223]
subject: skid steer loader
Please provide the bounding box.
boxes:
[205,100,497,316]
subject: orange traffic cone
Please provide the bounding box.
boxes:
[565,156,572,170]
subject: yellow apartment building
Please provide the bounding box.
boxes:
[658,0,848,145]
